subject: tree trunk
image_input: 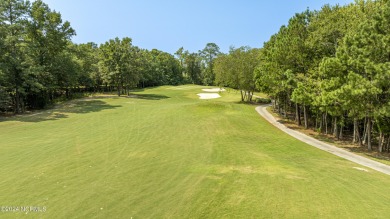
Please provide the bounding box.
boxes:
[50,90,53,102]
[303,105,308,129]
[325,113,328,135]
[378,131,384,153]
[387,136,390,153]
[319,114,323,133]
[367,117,372,151]
[65,88,69,99]
[333,117,339,139]
[21,98,25,113]
[362,117,368,145]
[353,118,361,145]
[14,87,20,114]
[240,90,245,102]
[296,103,301,126]
[353,119,356,143]
[339,125,343,140]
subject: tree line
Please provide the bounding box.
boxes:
[212,0,390,153]
[3,0,390,153]
[0,0,224,113]
[252,0,390,153]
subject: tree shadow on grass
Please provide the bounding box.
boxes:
[127,93,170,100]
[57,100,122,114]
[0,100,121,123]
[129,88,145,93]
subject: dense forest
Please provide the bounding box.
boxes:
[252,0,390,153]
[2,0,390,153]
[215,0,390,154]
[0,0,221,113]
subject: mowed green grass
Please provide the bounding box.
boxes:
[0,85,390,218]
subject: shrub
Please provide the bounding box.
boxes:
[255,97,271,104]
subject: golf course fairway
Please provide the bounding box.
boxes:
[0,85,389,218]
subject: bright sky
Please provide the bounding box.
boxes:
[42,0,354,54]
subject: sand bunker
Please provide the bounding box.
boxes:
[202,88,226,92]
[197,93,221,99]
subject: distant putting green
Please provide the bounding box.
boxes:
[0,85,390,218]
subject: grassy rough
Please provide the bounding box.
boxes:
[0,85,390,218]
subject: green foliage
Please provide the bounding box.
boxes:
[214,46,260,102]
[184,52,202,84]
[0,85,11,111]
[256,0,390,150]
[0,0,77,111]
[0,0,31,113]
[199,43,221,85]
[72,43,100,90]
[137,48,182,87]
[255,11,313,114]
[99,37,139,96]
[255,97,271,104]
[0,0,186,111]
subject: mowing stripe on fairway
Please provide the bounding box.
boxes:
[0,85,390,218]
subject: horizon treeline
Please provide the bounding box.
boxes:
[0,0,221,113]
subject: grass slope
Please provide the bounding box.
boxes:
[0,85,389,218]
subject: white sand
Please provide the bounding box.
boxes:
[197,93,221,99]
[202,88,226,92]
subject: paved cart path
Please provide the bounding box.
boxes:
[255,105,390,176]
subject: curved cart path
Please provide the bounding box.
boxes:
[255,105,390,176]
